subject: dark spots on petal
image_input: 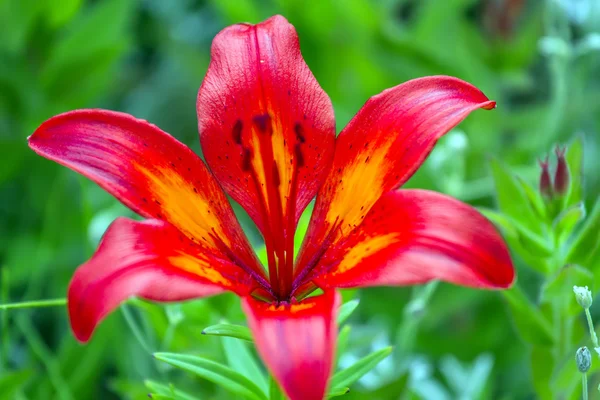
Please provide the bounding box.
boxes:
[272,161,281,187]
[241,148,252,171]
[294,143,305,167]
[364,142,369,148]
[253,114,272,134]
[287,89,291,96]
[294,123,306,143]
[365,156,370,163]
[187,167,191,172]
[193,187,198,193]
[303,113,307,120]
[142,197,148,203]
[170,162,175,167]
[156,212,163,219]
[232,119,243,144]
[143,142,148,147]
[154,200,162,206]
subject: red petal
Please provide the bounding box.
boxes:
[242,291,340,400]
[312,190,514,289]
[296,76,494,281]
[197,15,335,234]
[28,110,264,280]
[69,217,254,342]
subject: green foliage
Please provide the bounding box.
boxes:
[2,0,600,399]
[329,347,393,393]
[154,353,268,400]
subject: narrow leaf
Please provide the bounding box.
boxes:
[553,202,585,243]
[489,158,541,233]
[336,325,352,366]
[480,209,553,257]
[337,300,360,325]
[153,353,268,400]
[144,380,199,400]
[565,136,583,207]
[329,347,393,392]
[268,376,286,400]
[566,198,600,266]
[202,323,252,342]
[222,337,268,392]
[517,177,546,219]
[328,387,350,398]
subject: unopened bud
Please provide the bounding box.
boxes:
[574,286,593,309]
[553,146,570,195]
[576,346,592,373]
[539,157,553,199]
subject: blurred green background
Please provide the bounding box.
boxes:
[1,0,600,399]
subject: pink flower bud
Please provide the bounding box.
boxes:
[553,146,570,195]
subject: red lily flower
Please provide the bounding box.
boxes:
[28,15,514,400]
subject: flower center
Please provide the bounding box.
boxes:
[234,113,306,301]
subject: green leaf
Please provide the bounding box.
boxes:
[479,208,553,258]
[268,376,286,400]
[489,158,542,233]
[222,337,268,392]
[329,347,393,393]
[337,300,360,325]
[336,325,352,366]
[0,369,32,399]
[565,136,584,207]
[517,177,546,219]
[202,323,253,342]
[45,0,83,28]
[327,387,350,398]
[502,286,554,347]
[154,353,268,400]
[554,202,585,244]
[566,198,600,267]
[144,380,199,400]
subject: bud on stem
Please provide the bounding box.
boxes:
[554,146,570,196]
[577,346,592,373]
[574,286,593,309]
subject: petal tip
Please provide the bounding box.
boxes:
[482,100,497,110]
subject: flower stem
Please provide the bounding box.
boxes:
[583,373,588,400]
[0,298,67,310]
[584,308,599,347]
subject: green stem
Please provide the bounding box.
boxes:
[584,308,598,348]
[1,267,9,372]
[582,373,588,400]
[0,298,67,310]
